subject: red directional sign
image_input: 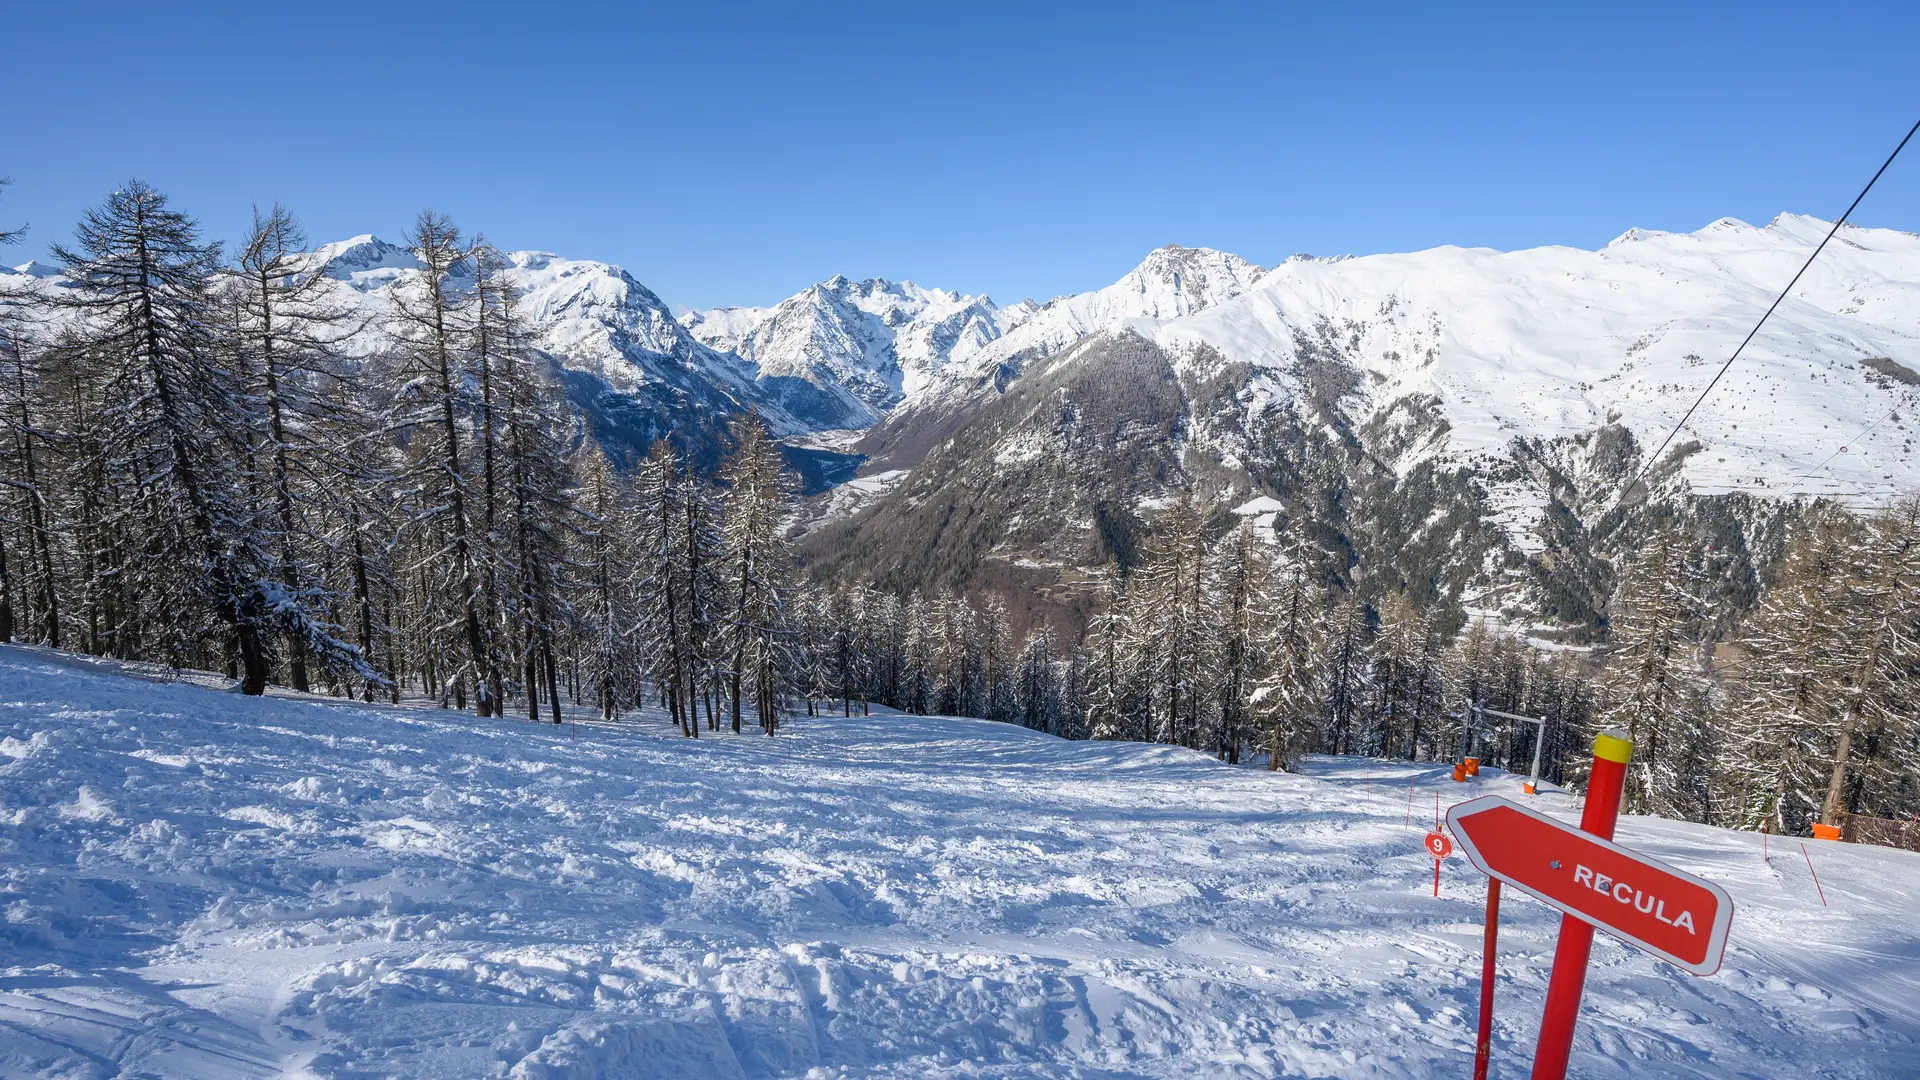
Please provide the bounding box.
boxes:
[1444,795,1733,976]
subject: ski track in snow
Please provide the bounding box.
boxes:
[0,645,1915,1079]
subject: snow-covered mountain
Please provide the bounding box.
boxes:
[311,235,785,434]
[676,246,1265,435]
[4,259,65,280]
[799,215,1920,633]
[977,242,1267,368]
[3,235,870,484]
[15,213,1920,628]
[680,275,1018,428]
[825,244,1267,471]
[1151,213,1920,505]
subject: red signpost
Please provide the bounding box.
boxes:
[1473,878,1501,1080]
[1439,731,1736,1080]
[1446,797,1734,975]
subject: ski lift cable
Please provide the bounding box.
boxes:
[1620,117,1920,506]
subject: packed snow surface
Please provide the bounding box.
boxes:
[1,645,1915,1078]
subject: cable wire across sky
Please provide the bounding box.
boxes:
[1621,116,1920,506]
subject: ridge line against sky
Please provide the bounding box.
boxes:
[4,2,1919,311]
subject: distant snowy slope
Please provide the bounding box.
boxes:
[2,644,1914,1078]
[801,215,1920,620]
[308,235,785,430]
[2,236,848,470]
[987,242,1267,364]
[682,275,1014,427]
[893,245,1263,410]
[1152,214,1920,501]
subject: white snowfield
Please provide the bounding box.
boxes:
[1147,214,1920,501]
[1,645,1914,1079]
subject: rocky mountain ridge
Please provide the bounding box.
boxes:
[14,215,1920,634]
[789,215,1920,635]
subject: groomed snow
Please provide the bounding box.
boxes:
[1,644,1915,1078]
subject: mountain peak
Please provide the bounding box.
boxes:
[314,234,421,288]
[5,259,65,279]
[1113,244,1265,319]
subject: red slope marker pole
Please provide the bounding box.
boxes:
[1530,729,1633,1080]
[1406,776,1417,828]
[1474,877,1502,1080]
[1424,830,1453,895]
[1800,843,1828,907]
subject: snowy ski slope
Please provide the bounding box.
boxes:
[0,645,1914,1078]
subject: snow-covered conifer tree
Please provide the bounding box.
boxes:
[901,591,936,715]
[226,203,374,692]
[980,593,1016,723]
[1812,499,1920,827]
[1251,523,1327,771]
[484,255,575,724]
[52,182,278,692]
[1135,492,1216,747]
[0,312,58,647]
[385,210,502,715]
[574,445,631,720]
[719,415,798,734]
[1319,586,1373,755]
[1598,526,1717,818]
[1083,565,1140,740]
[1015,625,1060,733]
[1210,519,1265,763]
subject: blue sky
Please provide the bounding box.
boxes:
[4,2,1918,311]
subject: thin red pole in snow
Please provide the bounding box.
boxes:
[1530,730,1631,1080]
[1405,776,1416,828]
[1433,853,1442,897]
[1474,878,1502,1080]
[1800,843,1828,907]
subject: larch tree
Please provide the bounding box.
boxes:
[1371,592,1421,759]
[226,203,373,691]
[1083,565,1137,741]
[573,445,629,720]
[1598,526,1716,818]
[635,439,694,732]
[475,245,574,724]
[1816,499,1920,827]
[1319,585,1373,756]
[1210,519,1264,763]
[52,181,279,692]
[719,415,798,734]
[1252,523,1327,771]
[980,593,1016,723]
[1016,624,1060,733]
[1136,492,1215,747]
[1721,507,1859,832]
[0,304,59,648]
[386,210,502,715]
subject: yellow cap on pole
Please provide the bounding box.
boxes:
[1593,729,1634,764]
